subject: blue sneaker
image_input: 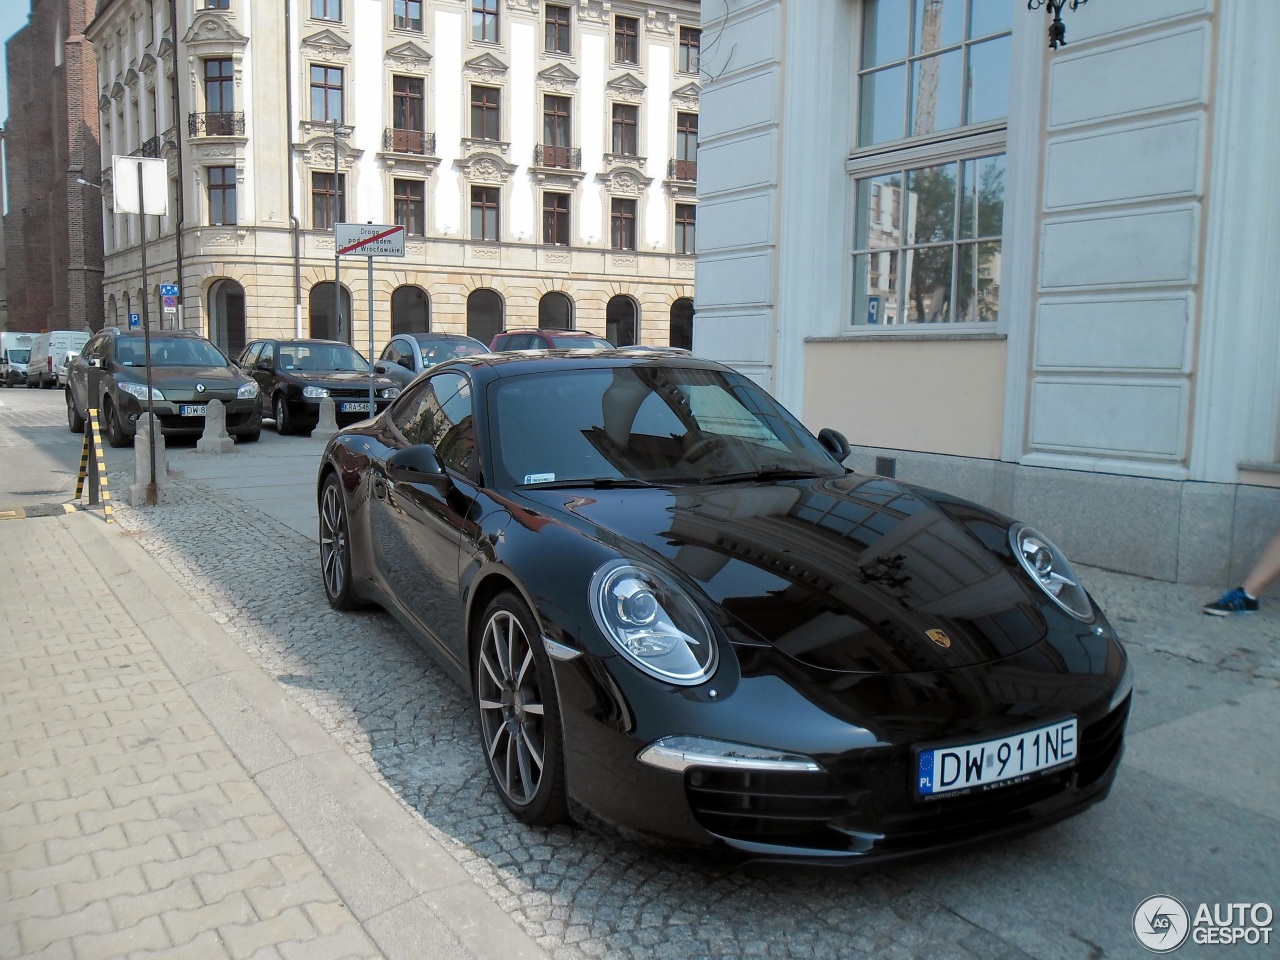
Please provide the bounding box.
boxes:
[1202,587,1259,616]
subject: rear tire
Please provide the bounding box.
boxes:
[66,390,84,434]
[319,474,358,610]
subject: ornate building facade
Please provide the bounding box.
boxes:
[85,0,699,354]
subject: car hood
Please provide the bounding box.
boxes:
[517,474,1057,675]
[124,366,248,389]
[288,371,398,390]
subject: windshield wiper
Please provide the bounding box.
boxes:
[699,466,826,485]
[519,477,656,490]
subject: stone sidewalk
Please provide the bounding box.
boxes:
[0,511,548,960]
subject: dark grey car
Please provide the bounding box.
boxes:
[374,333,490,388]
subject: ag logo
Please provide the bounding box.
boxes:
[1133,895,1190,953]
[926,629,952,649]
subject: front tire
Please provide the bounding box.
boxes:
[474,593,568,825]
[103,398,131,448]
[319,474,358,610]
[274,394,294,435]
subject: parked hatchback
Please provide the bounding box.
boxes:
[238,338,401,434]
[489,329,614,351]
[66,328,262,445]
[374,332,490,388]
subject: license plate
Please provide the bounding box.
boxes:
[917,718,1078,799]
[179,404,207,417]
[339,402,373,413]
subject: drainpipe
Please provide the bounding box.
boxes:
[285,0,301,336]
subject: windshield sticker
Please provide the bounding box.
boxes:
[524,473,555,484]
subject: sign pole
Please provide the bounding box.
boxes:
[367,251,375,413]
[137,162,158,504]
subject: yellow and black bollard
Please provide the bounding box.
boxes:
[73,408,114,523]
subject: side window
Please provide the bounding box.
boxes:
[82,336,108,363]
[260,342,275,367]
[240,343,263,367]
[391,371,475,473]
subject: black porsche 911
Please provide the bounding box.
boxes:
[316,350,1131,864]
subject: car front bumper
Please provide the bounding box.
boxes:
[116,393,263,436]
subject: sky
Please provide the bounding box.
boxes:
[0,1,32,127]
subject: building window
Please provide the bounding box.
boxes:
[208,166,237,225]
[471,186,499,241]
[311,0,340,22]
[611,104,638,157]
[674,112,697,180]
[394,0,422,31]
[614,16,638,64]
[205,0,230,8]
[394,179,426,236]
[675,204,695,255]
[472,0,498,43]
[610,198,636,251]
[312,172,346,229]
[392,75,425,151]
[849,0,1010,327]
[857,0,1012,147]
[310,65,343,123]
[471,85,501,140]
[679,27,700,74]
[204,59,233,111]
[545,4,571,55]
[543,192,570,246]
[542,94,572,167]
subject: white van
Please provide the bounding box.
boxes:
[0,332,35,387]
[28,330,90,388]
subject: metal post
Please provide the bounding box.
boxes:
[367,251,375,413]
[137,163,158,503]
[333,119,342,344]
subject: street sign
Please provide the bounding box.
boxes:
[128,313,141,328]
[867,296,881,324]
[160,284,179,297]
[162,296,178,312]
[336,223,406,258]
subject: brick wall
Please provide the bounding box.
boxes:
[2,0,104,334]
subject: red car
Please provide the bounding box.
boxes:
[489,329,614,351]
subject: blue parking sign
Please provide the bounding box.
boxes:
[128,313,141,329]
[867,296,881,324]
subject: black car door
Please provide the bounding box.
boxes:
[371,370,477,665]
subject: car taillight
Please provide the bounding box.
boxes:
[48,357,54,372]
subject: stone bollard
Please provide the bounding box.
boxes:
[129,413,170,505]
[311,395,339,441]
[197,398,235,454]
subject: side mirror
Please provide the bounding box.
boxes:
[387,444,451,490]
[818,427,851,464]
[256,359,272,372]
[374,362,389,374]
[89,357,102,368]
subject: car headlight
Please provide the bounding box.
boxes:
[302,385,329,398]
[589,559,717,685]
[380,386,401,399]
[237,381,259,399]
[118,381,164,401]
[1010,524,1093,621]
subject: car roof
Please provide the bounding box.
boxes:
[438,347,721,379]
[498,329,603,337]
[251,338,351,346]
[110,328,207,340]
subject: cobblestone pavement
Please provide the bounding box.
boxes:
[98,442,1278,960]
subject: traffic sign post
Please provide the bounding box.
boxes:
[335,224,407,412]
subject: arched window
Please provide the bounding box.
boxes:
[208,279,247,354]
[669,298,694,350]
[391,286,431,335]
[309,282,352,342]
[606,294,638,347]
[538,291,573,330]
[107,295,118,329]
[467,288,504,346]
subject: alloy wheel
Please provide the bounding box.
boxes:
[319,481,348,602]
[476,609,547,807]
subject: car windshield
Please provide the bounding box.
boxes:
[6,349,30,363]
[548,335,613,349]
[490,364,844,488]
[116,338,231,368]
[422,342,488,366]
[277,343,370,373]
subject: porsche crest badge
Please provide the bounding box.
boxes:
[926,629,952,649]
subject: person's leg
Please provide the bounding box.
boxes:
[1243,529,1280,597]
